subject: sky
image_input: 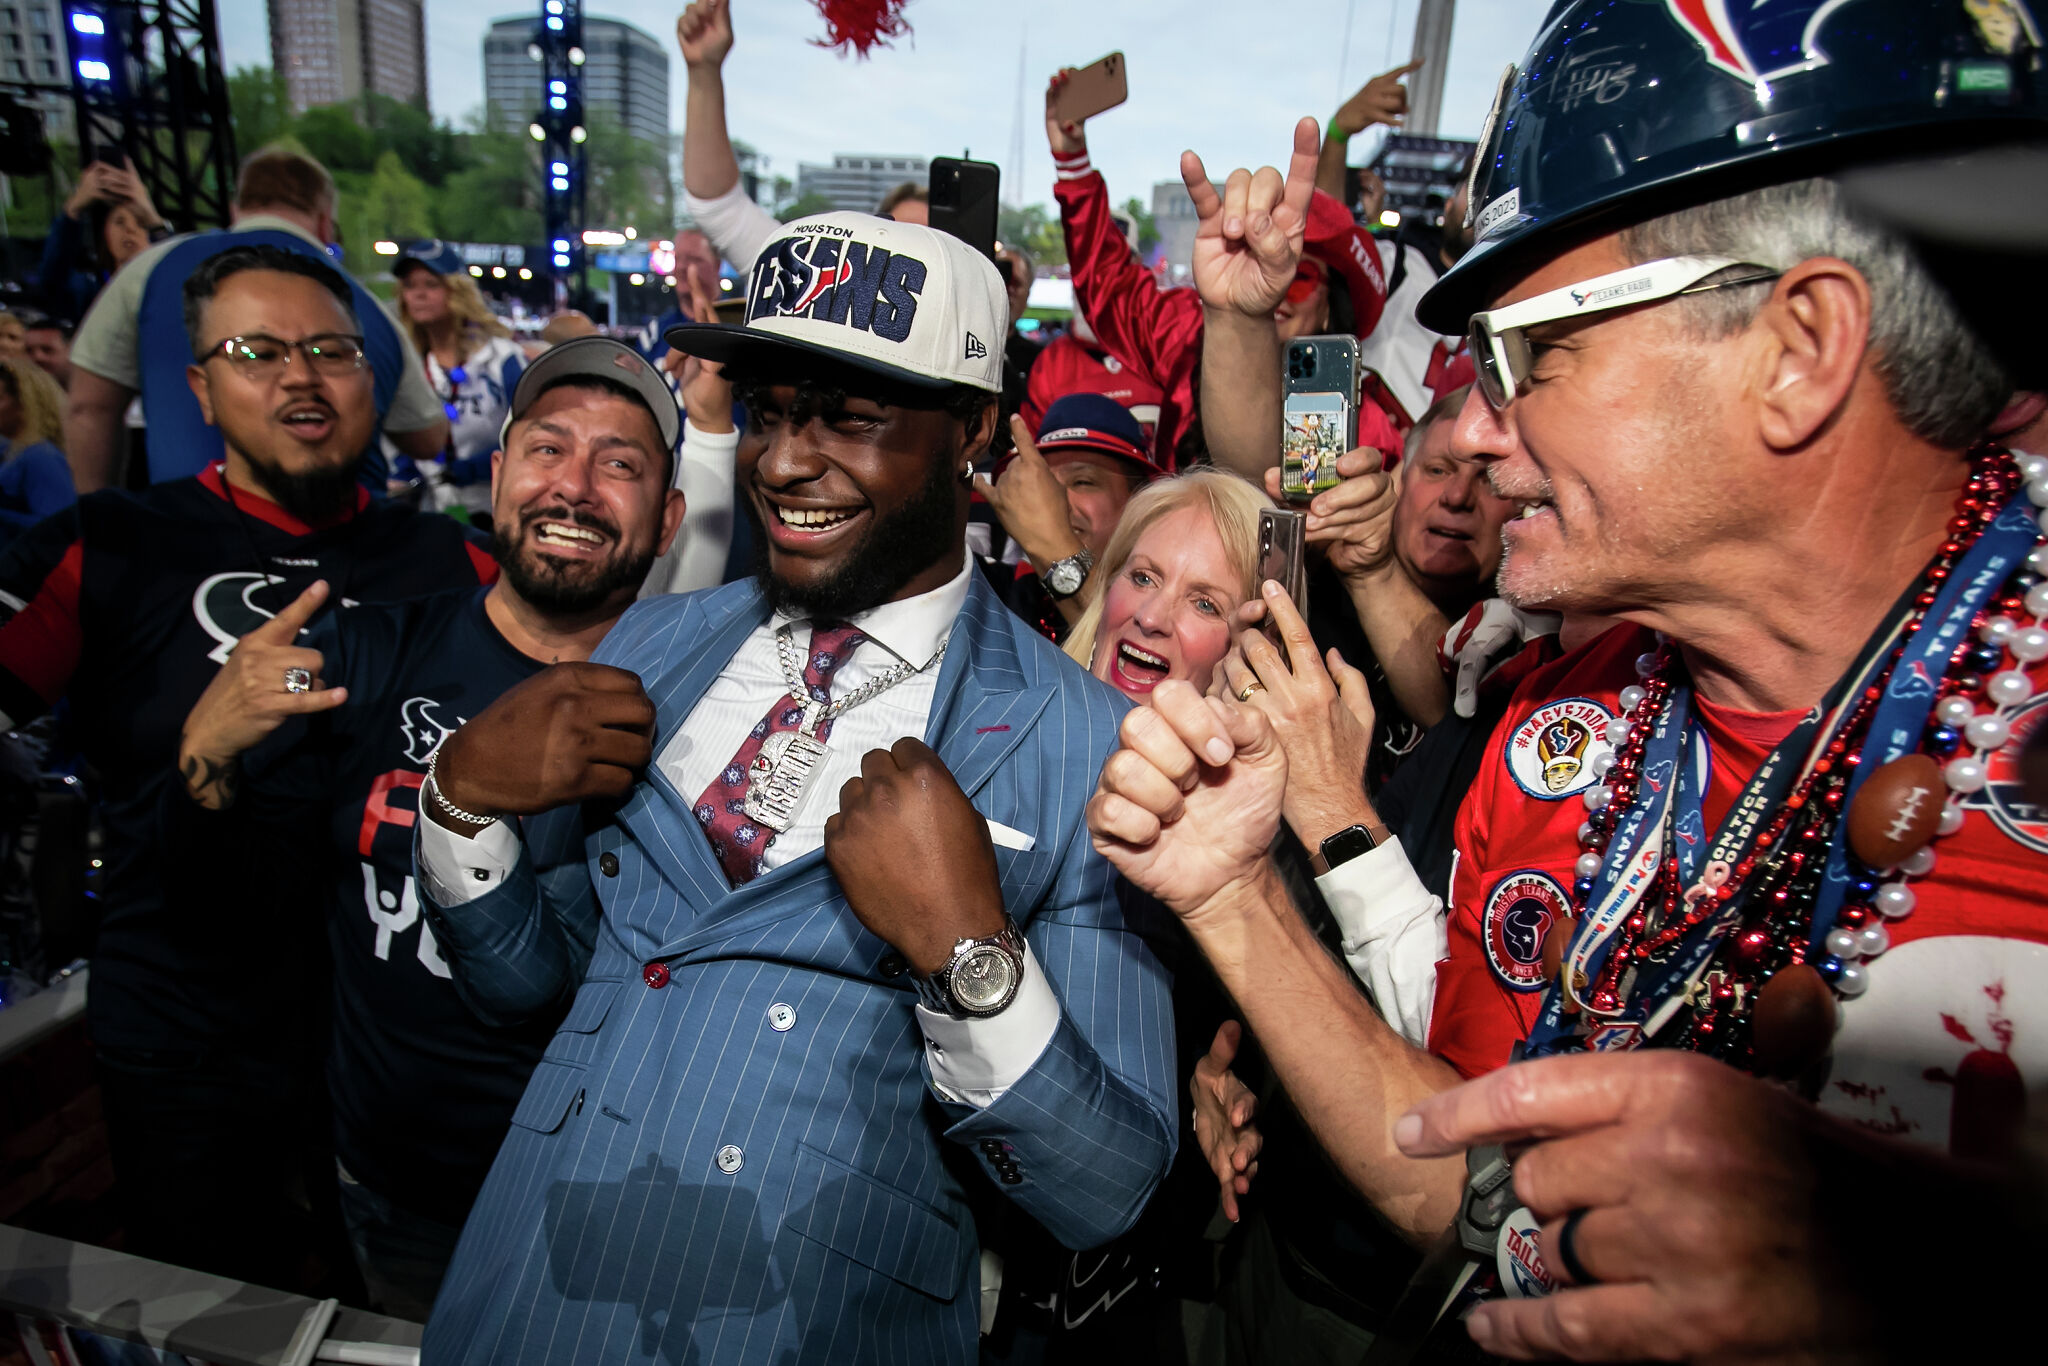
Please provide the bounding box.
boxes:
[219,0,1537,215]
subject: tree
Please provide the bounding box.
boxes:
[997,203,1065,265]
[364,94,464,187]
[1121,196,1160,256]
[435,132,542,245]
[779,192,834,222]
[294,104,378,176]
[580,111,671,231]
[227,66,292,155]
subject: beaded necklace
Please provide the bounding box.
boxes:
[1526,447,2048,1076]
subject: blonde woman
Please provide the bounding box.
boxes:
[1065,467,1270,702]
[392,244,526,517]
[0,355,75,536]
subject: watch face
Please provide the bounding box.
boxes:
[1046,560,1084,596]
[952,944,1020,1013]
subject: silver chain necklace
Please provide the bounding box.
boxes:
[741,622,947,834]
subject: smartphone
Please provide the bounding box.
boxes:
[1281,335,1362,503]
[1053,52,1129,126]
[928,157,1001,264]
[1256,508,1309,648]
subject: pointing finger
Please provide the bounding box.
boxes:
[1181,151,1221,222]
[248,579,330,644]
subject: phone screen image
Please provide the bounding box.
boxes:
[1281,391,1350,502]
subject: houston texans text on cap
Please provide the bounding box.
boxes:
[664,211,1008,393]
[500,335,682,454]
[1034,392,1160,476]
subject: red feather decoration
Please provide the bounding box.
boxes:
[811,0,913,56]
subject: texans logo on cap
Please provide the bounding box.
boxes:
[749,228,925,343]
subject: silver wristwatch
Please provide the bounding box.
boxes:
[913,919,1028,1019]
[1041,547,1095,600]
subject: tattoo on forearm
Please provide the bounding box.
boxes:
[181,752,242,810]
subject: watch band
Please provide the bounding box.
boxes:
[1310,822,1390,876]
[913,918,1028,1019]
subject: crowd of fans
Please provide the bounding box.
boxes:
[1,1,2046,1363]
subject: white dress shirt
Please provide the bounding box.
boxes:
[417,556,1062,1105]
[1313,836,1447,1049]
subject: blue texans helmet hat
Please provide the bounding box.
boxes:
[1035,393,1163,477]
[664,211,1009,393]
[1417,0,2048,334]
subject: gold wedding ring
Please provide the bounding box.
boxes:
[1236,681,1265,702]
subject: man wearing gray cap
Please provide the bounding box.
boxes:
[170,335,686,1317]
[412,213,1176,1363]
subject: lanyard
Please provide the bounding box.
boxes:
[1523,490,2038,1059]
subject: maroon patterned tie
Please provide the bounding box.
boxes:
[693,621,867,885]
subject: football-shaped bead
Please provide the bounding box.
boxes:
[1846,754,1945,869]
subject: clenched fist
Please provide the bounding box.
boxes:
[427,662,656,827]
[824,738,1006,975]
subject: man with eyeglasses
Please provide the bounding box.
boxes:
[0,242,495,1291]
[1089,3,2048,1361]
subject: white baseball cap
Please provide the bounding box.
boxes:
[665,211,1007,394]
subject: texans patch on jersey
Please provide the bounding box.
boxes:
[1505,696,1616,800]
[1484,869,1567,992]
[1964,692,2048,854]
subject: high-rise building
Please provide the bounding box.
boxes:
[268,0,428,115]
[484,15,668,149]
[794,154,928,215]
[0,0,72,140]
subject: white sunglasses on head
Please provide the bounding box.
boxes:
[1468,255,1783,408]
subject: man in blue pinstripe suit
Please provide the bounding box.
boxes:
[411,213,1178,1363]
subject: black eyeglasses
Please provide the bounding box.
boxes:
[199,332,368,381]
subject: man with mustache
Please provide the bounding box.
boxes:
[411,213,1175,1363]
[170,336,685,1316]
[0,243,495,1289]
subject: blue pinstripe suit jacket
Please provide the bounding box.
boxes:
[415,571,1178,1365]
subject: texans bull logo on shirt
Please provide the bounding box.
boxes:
[748,226,926,344]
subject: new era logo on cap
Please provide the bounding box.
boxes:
[688,211,1006,393]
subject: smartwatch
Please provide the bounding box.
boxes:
[913,918,1029,1019]
[1310,822,1390,876]
[1041,548,1095,600]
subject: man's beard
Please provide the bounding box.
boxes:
[748,444,961,619]
[492,505,654,615]
[245,452,360,523]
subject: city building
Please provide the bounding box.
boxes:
[0,0,72,140]
[267,0,427,114]
[794,153,928,215]
[484,15,668,149]
[1152,177,1217,279]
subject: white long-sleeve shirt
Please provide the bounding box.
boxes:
[683,181,781,277]
[1313,836,1448,1049]
[638,419,739,599]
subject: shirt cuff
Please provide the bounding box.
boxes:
[916,943,1060,1108]
[683,415,740,456]
[416,810,521,907]
[1052,148,1093,181]
[1317,837,1435,945]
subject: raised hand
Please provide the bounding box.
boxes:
[973,416,1085,571]
[1043,68,1088,157]
[1183,117,1320,319]
[428,662,656,825]
[1263,447,1398,583]
[1088,681,1286,920]
[674,268,733,431]
[178,579,348,809]
[1333,60,1420,138]
[824,738,1006,975]
[1191,1020,1263,1222]
[676,0,733,71]
[1218,581,1379,850]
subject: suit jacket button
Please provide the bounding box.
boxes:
[716,1144,744,1174]
[1000,1170,1024,1185]
[879,953,908,979]
[599,851,620,877]
[643,961,670,989]
[768,1002,797,1032]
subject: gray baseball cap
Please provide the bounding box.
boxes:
[499,335,682,454]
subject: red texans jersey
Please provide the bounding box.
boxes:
[1019,333,1166,440]
[1435,624,2048,1158]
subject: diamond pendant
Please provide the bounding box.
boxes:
[743,728,832,833]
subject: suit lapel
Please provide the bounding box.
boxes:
[625,584,771,905]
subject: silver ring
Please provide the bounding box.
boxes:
[283,667,312,694]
